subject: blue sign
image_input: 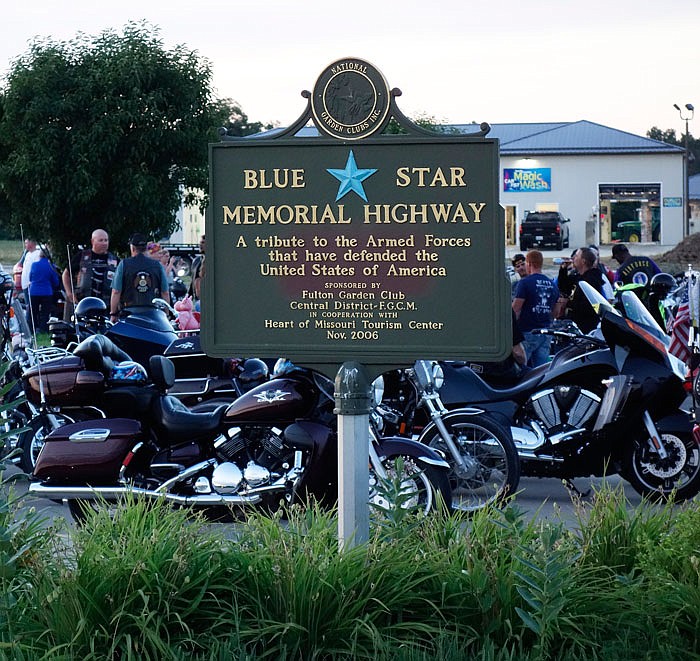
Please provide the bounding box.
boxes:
[503,168,551,193]
[663,197,682,207]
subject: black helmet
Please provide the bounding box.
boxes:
[238,358,269,391]
[650,272,675,297]
[75,296,107,318]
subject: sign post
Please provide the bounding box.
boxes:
[203,58,509,548]
[334,361,371,548]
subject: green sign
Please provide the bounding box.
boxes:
[202,61,509,374]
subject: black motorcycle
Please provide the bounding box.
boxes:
[28,352,451,522]
[434,282,700,501]
[372,359,520,512]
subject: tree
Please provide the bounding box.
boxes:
[215,98,275,137]
[647,125,699,176]
[382,113,460,135]
[0,22,237,263]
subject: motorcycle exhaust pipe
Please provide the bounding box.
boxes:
[28,482,262,505]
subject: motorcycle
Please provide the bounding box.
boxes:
[49,296,269,405]
[28,352,451,522]
[372,359,520,512]
[15,335,269,473]
[433,282,700,501]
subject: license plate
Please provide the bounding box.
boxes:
[536,235,543,241]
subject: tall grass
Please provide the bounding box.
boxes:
[2,480,700,660]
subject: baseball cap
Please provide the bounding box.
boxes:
[129,233,148,247]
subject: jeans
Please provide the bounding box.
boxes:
[522,331,552,367]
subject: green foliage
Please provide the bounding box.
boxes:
[214,98,276,137]
[4,480,700,659]
[382,113,460,135]
[14,495,235,659]
[0,22,240,264]
[573,479,675,573]
[647,125,699,176]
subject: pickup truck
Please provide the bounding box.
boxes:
[519,211,570,251]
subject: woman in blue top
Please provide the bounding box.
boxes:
[28,249,59,334]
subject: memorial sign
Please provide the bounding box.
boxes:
[203,58,509,375]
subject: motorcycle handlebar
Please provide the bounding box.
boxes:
[531,327,607,348]
[151,298,178,318]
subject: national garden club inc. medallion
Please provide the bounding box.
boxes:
[311,58,391,140]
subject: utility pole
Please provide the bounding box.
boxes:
[674,103,694,236]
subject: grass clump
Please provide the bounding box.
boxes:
[2,477,700,659]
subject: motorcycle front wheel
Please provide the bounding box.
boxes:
[369,453,450,516]
[624,431,700,501]
[421,412,520,512]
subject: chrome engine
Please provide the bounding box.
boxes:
[513,386,602,459]
[28,424,307,507]
[205,426,303,497]
[529,386,601,432]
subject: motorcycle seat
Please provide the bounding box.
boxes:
[154,395,227,442]
[73,335,133,377]
[467,362,549,401]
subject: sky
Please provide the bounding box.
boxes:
[1,0,698,139]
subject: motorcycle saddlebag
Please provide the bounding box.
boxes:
[23,355,105,406]
[33,418,140,483]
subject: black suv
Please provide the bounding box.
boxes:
[519,211,570,251]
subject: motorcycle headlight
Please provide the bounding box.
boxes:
[432,363,444,390]
[371,375,384,407]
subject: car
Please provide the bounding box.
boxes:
[519,211,570,251]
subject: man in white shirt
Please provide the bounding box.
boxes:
[20,238,40,305]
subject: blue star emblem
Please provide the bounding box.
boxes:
[326,151,377,202]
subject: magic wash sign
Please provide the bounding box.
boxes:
[203,58,509,374]
[503,168,551,192]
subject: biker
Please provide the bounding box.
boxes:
[611,243,661,287]
[109,233,170,322]
[555,247,606,334]
[62,228,119,321]
[512,250,559,367]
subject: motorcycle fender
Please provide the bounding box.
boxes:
[376,437,450,470]
[33,418,140,483]
[654,412,694,436]
[421,409,514,444]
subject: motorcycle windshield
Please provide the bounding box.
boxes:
[579,281,618,319]
[617,291,670,345]
[580,281,668,344]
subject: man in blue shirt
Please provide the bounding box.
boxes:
[512,250,559,367]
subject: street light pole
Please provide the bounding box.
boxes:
[674,103,694,236]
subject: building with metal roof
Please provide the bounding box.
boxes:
[467,121,687,249]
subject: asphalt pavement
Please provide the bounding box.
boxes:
[5,462,645,533]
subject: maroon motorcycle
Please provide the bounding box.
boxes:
[16,333,269,473]
[27,347,451,522]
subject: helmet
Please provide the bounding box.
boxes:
[75,296,107,318]
[110,361,148,384]
[238,358,269,391]
[650,272,675,297]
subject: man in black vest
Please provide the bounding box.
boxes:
[109,233,170,321]
[62,228,119,320]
